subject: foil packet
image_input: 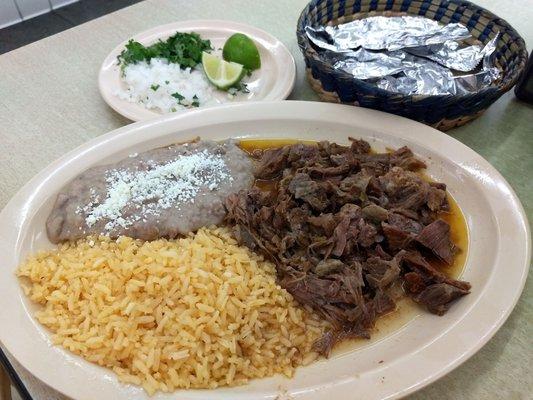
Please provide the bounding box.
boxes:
[306,16,471,51]
[376,60,499,95]
[406,36,498,72]
[305,16,500,95]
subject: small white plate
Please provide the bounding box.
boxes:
[98,20,296,121]
[0,102,529,400]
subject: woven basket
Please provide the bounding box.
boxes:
[296,0,528,131]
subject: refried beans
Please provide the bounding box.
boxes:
[46,139,253,243]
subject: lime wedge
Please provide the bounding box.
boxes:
[222,33,261,71]
[202,52,244,90]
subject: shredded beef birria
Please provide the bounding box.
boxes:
[225,139,470,355]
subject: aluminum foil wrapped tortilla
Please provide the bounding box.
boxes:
[305,16,500,95]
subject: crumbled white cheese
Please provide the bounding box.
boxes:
[83,149,231,232]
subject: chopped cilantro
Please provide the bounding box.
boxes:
[170,107,177,112]
[171,92,185,101]
[150,84,160,91]
[171,93,200,108]
[117,32,212,69]
[235,82,250,93]
[191,95,200,107]
[165,80,170,85]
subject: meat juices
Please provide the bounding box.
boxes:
[225,139,470,354]
[47,140,253,243]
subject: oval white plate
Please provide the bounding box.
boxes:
[0,102,529,400]
[98,20,295,121]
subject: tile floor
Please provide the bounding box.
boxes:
[0,0,142,54]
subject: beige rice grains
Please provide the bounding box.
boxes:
[17,226,327,395]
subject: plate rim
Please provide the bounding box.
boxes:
[0,101,530,399]
[98,19,296,122]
